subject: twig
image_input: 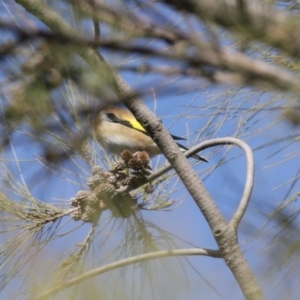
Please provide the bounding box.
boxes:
[184,137,255,230]
[117,136,254,229]
[123,99,264,299]
[13,1,263,298]
[163,0,300,59]
[3,9,300,95]
[34,247,221,300]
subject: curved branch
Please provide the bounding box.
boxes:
[117,137,254,230]
[184,137,255,230]
[13,1,261,297]
[145,137,254,230]
[34,247,221,300]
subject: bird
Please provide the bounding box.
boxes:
[94,106,207,162]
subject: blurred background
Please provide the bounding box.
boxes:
[0,0,300,299]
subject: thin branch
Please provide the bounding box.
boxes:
[90,0,100,43]
[122,100,264,300]
[34,247,221,300]
[2,14,300,95]
[12,1,263,298]
[73,0,181,44]
[185,137,255,230]
[162,0,300,59]
[93,20,100,42]
[117,64,268,87]
[118,137,254,228]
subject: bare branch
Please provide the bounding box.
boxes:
[122,98,263,300]
[185,138,255,230]
[34,247,221,300]
[115,136,254,233]
[7,4,300,95]
[163,0,300,59]
[11,1,264,298]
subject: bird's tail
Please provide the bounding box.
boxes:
[176,142,208,162]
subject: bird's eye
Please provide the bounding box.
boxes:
[106,113,114,118]
[106,113,119,123]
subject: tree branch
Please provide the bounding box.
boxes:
[184,137,254,230]
[163,0,300,59]
[9,3,300,95]
[13,0,264,298]
[122,99,263,300]
[34,247,221,300]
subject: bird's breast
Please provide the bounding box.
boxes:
[96,121,160,157]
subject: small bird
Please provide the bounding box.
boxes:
[94,106,207,162]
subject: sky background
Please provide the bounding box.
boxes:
[1,0,300,299]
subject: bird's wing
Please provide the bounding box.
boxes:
[105,112,186,140]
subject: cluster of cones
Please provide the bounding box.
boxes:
[71,151,153,223]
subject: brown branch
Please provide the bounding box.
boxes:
[163,0,300,58]
[34,247,221,300]
[13,0,265,298]
[2,17,300,95]
[123,99,264,300]
[184,138,255,230]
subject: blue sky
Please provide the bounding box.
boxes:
[1,1,300,299]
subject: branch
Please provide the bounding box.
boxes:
[163,0,300,59]
[117,137,254,230]
[34,248,221,300]
[123,99,264,300]
[7,5,300,95]
[13,1,264,298]
[116,64,284,89]
[185,138,254,230]
[75,0,181,44]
